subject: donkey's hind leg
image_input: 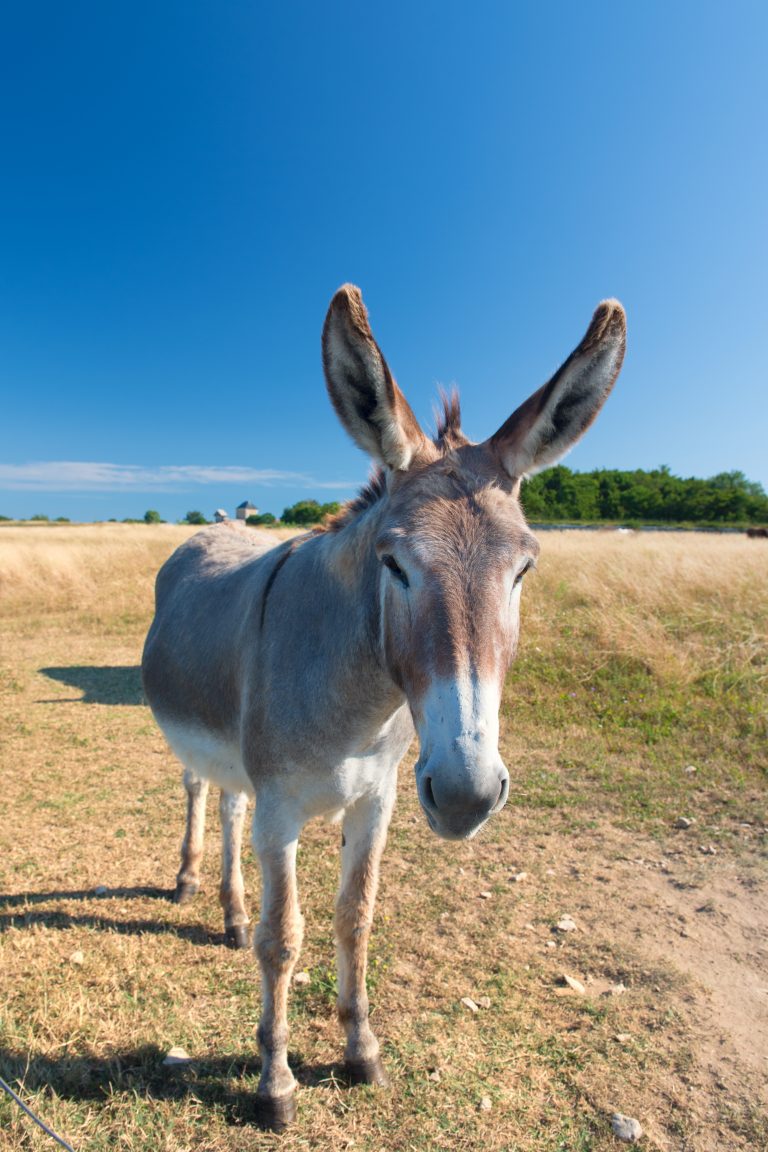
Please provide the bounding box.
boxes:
[219,789,250,949]
[334,782,396,1087]
[174,767,209,904]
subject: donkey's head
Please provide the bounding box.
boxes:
[323,286,626,840]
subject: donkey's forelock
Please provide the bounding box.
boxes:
[327,390,474,534]
[434,389,470,452]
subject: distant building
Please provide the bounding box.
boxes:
[236,500,259,521]
[213,509,229,523]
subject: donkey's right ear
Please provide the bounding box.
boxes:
[322,285,430,471]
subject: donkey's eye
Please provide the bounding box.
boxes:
[514,559,535,587]
[382,554,409,588]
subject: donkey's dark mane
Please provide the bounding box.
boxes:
[327,391,467,533]
[326,469,389,532]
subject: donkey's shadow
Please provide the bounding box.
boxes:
[0,1044,344,1123]
[39,665,144,706]
[0,887,224,947]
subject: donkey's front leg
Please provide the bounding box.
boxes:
[335,785,395,1087]
[219,790,250,949]
[253,810,304,1130]
[174,768,209,904]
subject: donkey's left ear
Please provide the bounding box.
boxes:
[488,300,626,478]
[322,285,430,471]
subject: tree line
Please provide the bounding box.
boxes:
[6,472,766,528]
[519,466,768,525]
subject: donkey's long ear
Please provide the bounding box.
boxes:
[489,300,626,478]
[322,284,430,470]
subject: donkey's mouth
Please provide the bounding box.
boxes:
[417,761,509,841]
[420,792,503,840]
[422,806,489,841]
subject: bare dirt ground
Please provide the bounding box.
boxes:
[502,815,768,1150]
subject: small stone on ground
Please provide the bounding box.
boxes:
[479,1096,492,1112]
[611,1113,643,1142]
[556,915,577,932]
[163,1046,192,1066]
[461,996,479,1013]
[562,974,586,995]
[293,970,311,985]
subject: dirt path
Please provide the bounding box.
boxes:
[518,819,768,1148]
[622,858,768,1087]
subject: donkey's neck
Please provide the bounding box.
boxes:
[316,497,390,672]
[294,497,407,743]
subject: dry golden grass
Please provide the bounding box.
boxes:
[0,523,301,623]
[526,531,767,685]
[0,525,766,1151]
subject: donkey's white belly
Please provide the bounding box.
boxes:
[155,708,414,820]
[158,716,255,797]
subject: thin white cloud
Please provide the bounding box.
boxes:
[0,461,359,493]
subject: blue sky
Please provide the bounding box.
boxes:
[1,1,766,522]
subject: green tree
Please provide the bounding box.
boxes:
[144,509,162,524]
[519,465,768,525]
[183,511,209,525]
[282,500,341,526]
[247,512,277,526]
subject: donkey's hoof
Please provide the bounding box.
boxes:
[173,881,199,905]
[344,1057,389,1087]
[224,924,251,950]
[254,1091,297,1131]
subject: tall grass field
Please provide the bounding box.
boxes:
[0,524,766,1150]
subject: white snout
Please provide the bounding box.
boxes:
[414,674,509,840]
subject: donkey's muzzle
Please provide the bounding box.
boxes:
[416,760,509,841]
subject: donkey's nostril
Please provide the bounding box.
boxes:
[495,776,509,811]
[423,776,436,811]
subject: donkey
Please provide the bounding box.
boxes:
[141,285,626,1128]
